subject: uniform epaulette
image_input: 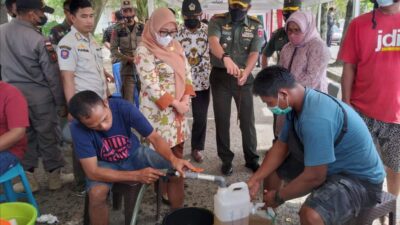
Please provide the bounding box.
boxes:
[248,15,261,23]
[211,13,227,19]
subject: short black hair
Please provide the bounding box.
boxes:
[115,10,123,21]
[16,7,33,15]
[328,7,335,11]
[253,66,297,97]
[69,0,92,15]
[69,91,104,120]
[63,0,71,11]
[5,0,16,10]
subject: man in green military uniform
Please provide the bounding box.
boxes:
[261,0,301,68]
[208,0,264,175]
[49,0,72,46]
[110,0,144,105]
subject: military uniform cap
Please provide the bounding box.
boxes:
[121,0,133,9]
[16,0,54,13]
[228,0,251,8]
[182,0,202,16]
[283,0,301,11]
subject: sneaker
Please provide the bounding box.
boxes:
[191,150,204,163]
[47,168,74,190]
[13,171,40,193]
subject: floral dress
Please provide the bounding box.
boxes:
[135,45,195,148]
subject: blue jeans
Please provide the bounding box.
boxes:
[86,145,172,191]
[0,151,19,175]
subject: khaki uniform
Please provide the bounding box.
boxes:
[110,22,143,104]
[262,27,288,61]
[0,18,65,171]
[208,12,263,165]
[57,26,108,99]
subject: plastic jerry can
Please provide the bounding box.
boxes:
[214,182,251,225]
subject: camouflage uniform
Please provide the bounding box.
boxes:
[110,19,143,104]
[49,20,71,46]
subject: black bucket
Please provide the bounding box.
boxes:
[162,207,214,225]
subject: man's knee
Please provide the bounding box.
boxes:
[89,185,110,207]
[299,206,324,225]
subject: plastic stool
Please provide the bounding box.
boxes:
[347,191,397,225]
[0,163,39,214]
[112,62,122,97]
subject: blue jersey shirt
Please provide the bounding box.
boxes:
[70,98,154,162]
[279,88,385,184]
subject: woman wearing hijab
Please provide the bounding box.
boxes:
[135,8,195,208]
[279,11,330,92]
[271,11,330,139]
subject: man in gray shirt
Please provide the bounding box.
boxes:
[0,0,71,192]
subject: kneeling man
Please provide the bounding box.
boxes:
[69,91,195,225]
[247,66,385,225]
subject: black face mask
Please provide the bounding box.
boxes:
[229,7,247,22]
[184,18,200,29]
[37,15,48,26]
[124,16,134,23]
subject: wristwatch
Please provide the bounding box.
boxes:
[274,190,285,205]
[221,52,230,62]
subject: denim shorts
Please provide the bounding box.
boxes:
[0,151,19,175]
[304,174,382,225]
[86,145,172,191]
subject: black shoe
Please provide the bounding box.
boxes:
[221,163,233,176]
[245,162,260,172]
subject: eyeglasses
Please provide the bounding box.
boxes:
[159,29,178,37]
[122,8,134,14]
[286,27,302,35]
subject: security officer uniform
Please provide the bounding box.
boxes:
[0,1,65,172]
[262,0,301,62]
[57,26,108,99]
[208,0,263,172]
[49,20,71,46]
[110,0,143,104]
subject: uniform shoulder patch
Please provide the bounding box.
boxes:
[248,15,261,23]
[44,40,58,63]
[211,13,227,19]
[59,45,71,50]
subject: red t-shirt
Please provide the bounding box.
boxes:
[0,82,29,159]
[338,10,400,123]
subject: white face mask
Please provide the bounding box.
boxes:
[156,33,173,47]
[377,0,394,7]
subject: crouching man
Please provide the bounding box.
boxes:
[247,66,386,225]
[68,91,196,225]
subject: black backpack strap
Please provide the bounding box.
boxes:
[315,90,348,147]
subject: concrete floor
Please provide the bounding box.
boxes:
[21,48,398,225]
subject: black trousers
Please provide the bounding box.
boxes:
[210,67,259,165]
[191,89,210,151]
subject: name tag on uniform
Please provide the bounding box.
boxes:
[78,48,89,52]
[242,32,254,38]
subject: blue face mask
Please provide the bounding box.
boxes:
[268,95,292,115]
[377,0,394,7]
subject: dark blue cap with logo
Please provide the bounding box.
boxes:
[16,0,55,13]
